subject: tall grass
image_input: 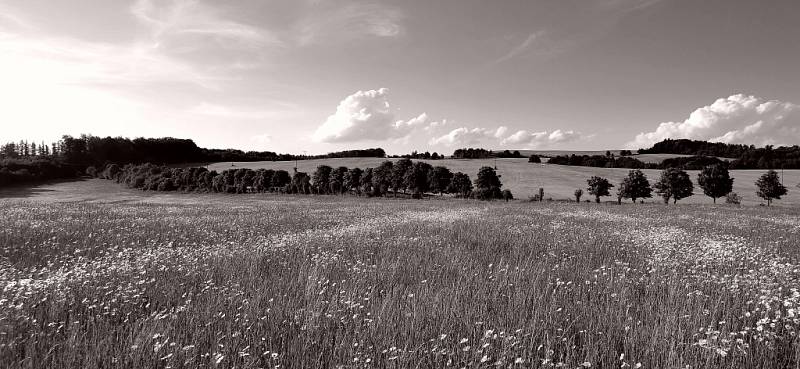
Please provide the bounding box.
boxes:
[1,196,800,368]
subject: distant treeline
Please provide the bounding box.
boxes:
[547,153,728,170]
[638,139,800,169]
[0,134,386,187]
[452,148,524,159]
[390,150,444,160]
[97,158,511,200]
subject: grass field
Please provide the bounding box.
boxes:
[207,158,800,206]
[2,180,800,368]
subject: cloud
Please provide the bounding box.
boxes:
[429,127,508,147]
[501,129,582,148]
[494,31,543,64]
[312,88,431,143]
[131,0,277,49]
[628,94,800,149]
[295,3,403,45]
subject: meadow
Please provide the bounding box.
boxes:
[207,158,800,206]
[2,180,800,368]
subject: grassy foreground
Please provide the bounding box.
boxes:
[2,193,800,368]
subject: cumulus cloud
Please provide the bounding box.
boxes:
[501,129,582,148]
[312,88,431,143]
[628,94,800,149]
[429,126,509,146]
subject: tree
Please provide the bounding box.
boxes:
[291,171,311,194]
[502,189,513,202]
[697,164,733,203]
[586,176,613,203]
[330,166,348,194]
[574,189,583,203]
[372,161,394,196]
[429,166,453,195]
[448,172,473,198]
[312,165,332,194]
[360,168,373,195]
[618,169,652,203]
[755,170,787,206]
[474,166,502,200]
[271,170,291,190]
[343,167,363,195]
[653,168,694,204]
[528,155,541,163]
[405,161,433,197]
[391,158,413,195]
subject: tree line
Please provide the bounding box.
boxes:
[547,153,729,170]
[582,164,788,206]
[95,158,513,201]
[0,134,387,188]
[638,138,800,169]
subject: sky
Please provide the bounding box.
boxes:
[1,0,799,154]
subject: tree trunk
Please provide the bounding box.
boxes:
[713,197,716,204]
[595,196,600,203]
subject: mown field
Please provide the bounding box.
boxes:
[207,158,800,206]
[2,180,800,368]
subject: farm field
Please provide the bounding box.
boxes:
[208,158,800,206]
[2,181,800,368]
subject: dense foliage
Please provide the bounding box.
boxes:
[97,159,504,200]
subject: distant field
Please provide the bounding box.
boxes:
[631,153,736,164]
[3,183,800,368]
[207,158,800,206]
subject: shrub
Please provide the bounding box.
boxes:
[725,192,742,205]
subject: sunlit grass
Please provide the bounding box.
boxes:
[2,196,800,368]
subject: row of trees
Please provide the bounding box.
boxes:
[99,159,511,200]
[582,165,788,205]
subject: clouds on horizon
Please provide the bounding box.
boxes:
[314,88,588,149]
[628,94,800,149]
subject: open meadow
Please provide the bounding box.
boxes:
[208,159,800,206]
[2,180,800,368]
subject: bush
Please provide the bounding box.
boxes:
[85,166,98,177]
[502,189,513,201]
[725,192,742,205]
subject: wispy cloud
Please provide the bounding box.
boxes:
[294,3,404,46]
[130,0,278,49]
[494,31,543,64]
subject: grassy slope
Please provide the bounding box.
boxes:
[207,158,800,206]
[2,186,800,368]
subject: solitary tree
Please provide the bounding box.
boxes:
[429,166,453,195]
[474,166,502,200]
[448,172,473,198]
[697,164,734,203]
[574,189,583,203]
[653,168,694,204]
[618,169,652,203]
[755,170,787,206]
[587,176,613,203]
